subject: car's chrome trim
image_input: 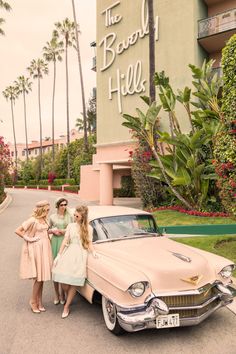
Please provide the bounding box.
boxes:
[117,301,225,332]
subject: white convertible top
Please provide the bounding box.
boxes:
[87,205,150,222]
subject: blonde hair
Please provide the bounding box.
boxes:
[75,205,89,249]
[32,204,49,219]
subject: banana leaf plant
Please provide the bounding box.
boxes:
[122,60,223,211]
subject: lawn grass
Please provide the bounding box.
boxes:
[153,210,236,226]
[174,235,236,277]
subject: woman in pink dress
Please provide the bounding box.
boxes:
[15,200,53,313]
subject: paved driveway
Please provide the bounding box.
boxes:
[0,189,236,354]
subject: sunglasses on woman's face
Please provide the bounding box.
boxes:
[60,203,67,207]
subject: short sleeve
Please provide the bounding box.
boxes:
[22,217,35,231]
[88,224,93,242]
[64,223,72,242]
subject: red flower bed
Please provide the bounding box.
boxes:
[149,205,230,217]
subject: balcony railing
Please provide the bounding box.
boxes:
[198,8,236,39]
[91,56,96,71]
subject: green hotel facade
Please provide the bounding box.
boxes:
[79,0,236,204]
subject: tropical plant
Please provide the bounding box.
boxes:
[2,85,18,177]
[53,17,76,178]
[213,34,236,216]
[123,61,223,211]
[76,96,96,135]
[0,0,11,36]
[43,36,64,163]
[14,75,32,162]
[71,0,88,151]
[27,58,49,179]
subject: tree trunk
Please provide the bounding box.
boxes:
[52,60,56,164]
[10,99,17,180]
[38,77,42,180]
[148,0,155,103]
[23,90,29,162]
[65,43,70,178]
[71,0,88,152]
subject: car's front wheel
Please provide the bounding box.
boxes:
[102,296,124,335]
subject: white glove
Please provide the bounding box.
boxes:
[53,254,61,267]
[23,235,40,243]
[92,251,99,259]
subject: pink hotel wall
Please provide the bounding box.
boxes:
[79,142,135,203]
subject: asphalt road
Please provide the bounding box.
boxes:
[0,189,236,354]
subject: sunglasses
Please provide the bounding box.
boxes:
[60,203,67,207]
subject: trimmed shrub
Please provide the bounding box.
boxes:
[214,34,236,216]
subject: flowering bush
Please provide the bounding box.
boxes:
[149,205,230,217]
[48,171,56,184]
[0,136,11,203]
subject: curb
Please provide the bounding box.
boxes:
[0,193,12,215]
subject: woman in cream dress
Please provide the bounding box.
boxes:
[52,205,98,318]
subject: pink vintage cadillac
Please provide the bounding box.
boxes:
[78,206,236,335]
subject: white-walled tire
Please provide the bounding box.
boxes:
[102,296,124,335]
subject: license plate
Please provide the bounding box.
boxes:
[156,314,180,329]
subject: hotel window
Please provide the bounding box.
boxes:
[35,149,38,155]
[22,150,25,156]
[11,151,14,157]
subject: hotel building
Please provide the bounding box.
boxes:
[79,0,236,204]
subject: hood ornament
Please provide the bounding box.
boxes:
[181,275,203,285]
[172,252,192,263]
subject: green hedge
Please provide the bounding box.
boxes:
[53,178,76,185]
[64,185,79,193]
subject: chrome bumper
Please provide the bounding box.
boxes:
[116,282,236,332]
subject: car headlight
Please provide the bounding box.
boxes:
[219,265,235,278]
[128,282,148,297]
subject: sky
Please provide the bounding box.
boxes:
[0,0,96,144]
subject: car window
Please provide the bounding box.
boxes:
[92,214,158,241]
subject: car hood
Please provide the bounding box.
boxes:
[94,236,231,292]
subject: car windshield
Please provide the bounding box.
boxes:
[91,214,159,241]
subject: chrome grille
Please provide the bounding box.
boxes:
[168,299,219,318]
[159,287,215,307]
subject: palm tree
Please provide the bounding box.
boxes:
[53,18,75,178]
[148,0,155,103]
[14,76,32,162]
[71,0,88,152]
[2,85,18,178]
[43,37,64,164]
[0,0,11,36]
[27,58,48,179]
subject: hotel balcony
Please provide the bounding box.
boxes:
[203,0,226,5]
[91,56,96,71]
[198,7,236,53]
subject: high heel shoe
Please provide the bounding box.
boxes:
[54,299,60,305]
[29,302,40,314]
[61,308,70,319]
[38,306,46,312]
